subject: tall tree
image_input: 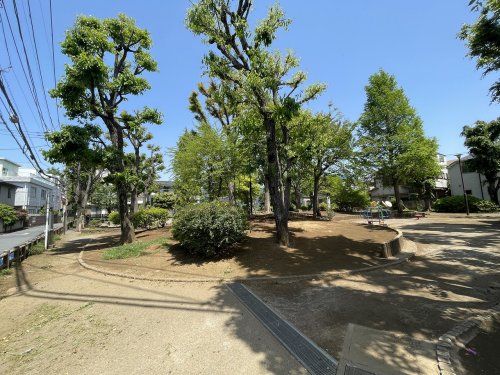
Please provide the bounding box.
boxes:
[462,118,500,204]
[358,70,440,213]
[187,0,325,245]
[460,0,500,102]
[51,14,161,243]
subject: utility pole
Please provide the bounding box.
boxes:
[44,193,51,250]
[456,154,470,216]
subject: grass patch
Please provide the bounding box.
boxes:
[102,238,167,260]
[0,268,12,277]
[29,242,46,255]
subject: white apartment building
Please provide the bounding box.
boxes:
[0,159,62,213]
[447,155,499,202]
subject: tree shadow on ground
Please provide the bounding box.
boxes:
[165,221,393,277]
[204,218,500,372]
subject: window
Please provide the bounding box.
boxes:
[465,190,472,195]
[41,189,46,200]
[30,187,37,198]
[7,188,13,199]
[2,167,8,176]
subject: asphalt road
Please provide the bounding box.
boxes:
[0,224,62,253]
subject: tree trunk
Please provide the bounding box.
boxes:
[393,181,403,214]
[487,183,499,205]
[130,188,138,214]
[249,178,253,215]
[108,122,135,244]
[294,184,301,209]
[228,181,235,204]
[263,176,271,213]
[117,179,135,243]
[312,175,321,219]
[264,117,289,246]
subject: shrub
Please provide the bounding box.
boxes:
[88,219,103,228]
[0,204,19,226]
[152,192,176,210]
[319,202,328,211]
[108,211,120,225]
[131,207,170,229]
[172,201,248,257]
[433,195,499,213]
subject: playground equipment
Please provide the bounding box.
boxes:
[361,206,391,226]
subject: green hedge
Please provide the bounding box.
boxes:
[433,195,499,213]
[0,204,18,226]
[108,211,120,225]
[131,207,170,229]
[172,201,248,257]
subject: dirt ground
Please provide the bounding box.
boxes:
[81,216,397,280]
[247,217,500,371]
[0,230,307,375]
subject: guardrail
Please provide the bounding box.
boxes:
[0,220,74,271]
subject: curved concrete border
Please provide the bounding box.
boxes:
[435,302,500,375]
[78,234,416,283]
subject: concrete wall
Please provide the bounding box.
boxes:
[0,159,20,177]
[0,184,15,206]
[448,162,499,202]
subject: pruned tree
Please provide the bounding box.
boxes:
[44,124,104,231]
[51,14,161,243]
[187,0,325,245]
[462,118,500,204]
[122,107,163,213]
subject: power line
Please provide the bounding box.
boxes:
[26,0,55,130]
[1,0,50,133]
[48,0,60,127]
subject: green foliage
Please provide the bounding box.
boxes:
[152,192,176,210]
[102,238,166,260]
[0,204,19,226]
[108,211,120,225]
[172,122,240,203]
[88,219,104,228]
[433,195,499,213]
[460,0,500,102]
[322,176,370,211]
[462,118,500,204]
[29,242,46,255]
[131,207,170,229]
[172,202,248,257]
[90,183,117,212]
[0,268,12,277]
[319,202,328,211]
[358,70,441,211]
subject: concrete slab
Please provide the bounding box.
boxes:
[337,324,439,375]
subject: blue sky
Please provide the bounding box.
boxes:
[0,1,498,177]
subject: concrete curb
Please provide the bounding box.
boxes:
[435,302,500,375]
[77,240,416,284]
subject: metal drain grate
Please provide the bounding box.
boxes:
[227,282,338,375]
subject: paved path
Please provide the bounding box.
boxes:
[0,231,306,375]
[0,224,62,253]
